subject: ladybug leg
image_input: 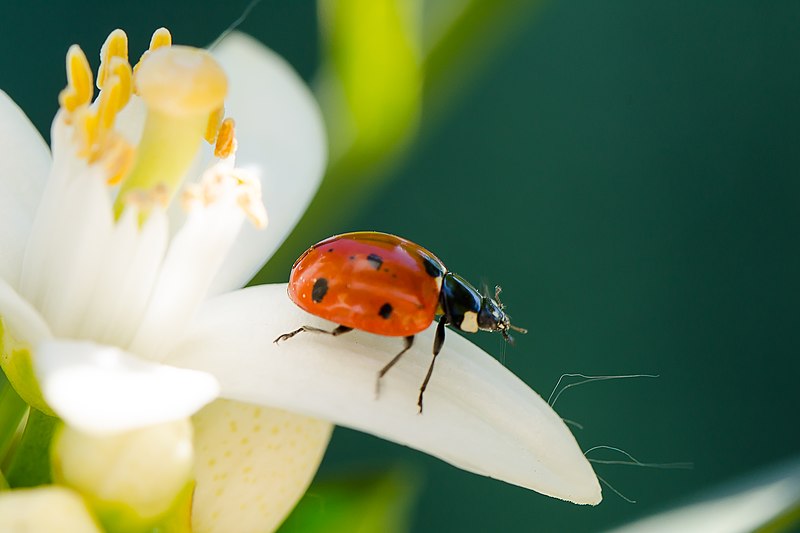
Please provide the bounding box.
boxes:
[273,325,353,344]
[418,317,447,413]
[375,335,415,398]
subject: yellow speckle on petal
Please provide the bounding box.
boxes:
[192,400,332,533]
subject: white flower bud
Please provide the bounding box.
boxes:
[52,418,194,522]
[0,486,102,533]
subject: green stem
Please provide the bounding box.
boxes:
[4,408,58,487]
[0,372,29,464]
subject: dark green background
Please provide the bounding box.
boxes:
[2,2,799,531]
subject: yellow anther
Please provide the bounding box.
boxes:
[97,29,129,89]
[205,106,224,144]
[103,138,137,185]
[96,79,120,135]
[238,190,268,229]
[107,57,133,111]
[149,27,172,50]
[58,45,93,113]
[214,118,237,159]
[95,58,132,137]
[71,105,99,159]
[123,184,171,212]
[182,167,268,229]
[133,28,173,83]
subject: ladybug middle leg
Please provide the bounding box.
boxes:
[375,335,415,397]
[417,317,448,413]
[273,324,353,344]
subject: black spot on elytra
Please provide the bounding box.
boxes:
[422,255,442,277]
[311,278,328,303]
[349,255,355,261]
[378,303,393,319]
[367,253,383,270]
[327,248,334,253]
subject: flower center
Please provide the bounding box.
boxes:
[58,28,242,219]
[14,29,267,346]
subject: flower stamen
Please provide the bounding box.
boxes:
[181,162,267,229]
[115,45,228,218]
[58,46,93,116]
[133,27,172,83]
[205,106,225,145]
[214,118,236,159]
[97,29,129,90]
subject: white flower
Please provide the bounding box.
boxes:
[0,27,600,532]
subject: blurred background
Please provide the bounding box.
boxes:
[2,1,799,531]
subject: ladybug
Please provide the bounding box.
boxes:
[274,231,526,412]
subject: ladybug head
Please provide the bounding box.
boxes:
[477,286,527,344]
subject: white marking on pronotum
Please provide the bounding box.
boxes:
[460,310,479,333]
[547,373,660,408]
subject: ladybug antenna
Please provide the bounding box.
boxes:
[494,285,506,309]
[509,324,528,334]
[479,279,491,299]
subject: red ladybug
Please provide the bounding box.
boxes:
[275,231,526,412]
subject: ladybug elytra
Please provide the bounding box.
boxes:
[275,231,526,412]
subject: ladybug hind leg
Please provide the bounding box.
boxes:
[273,324,353,344]
[375,335,415,398]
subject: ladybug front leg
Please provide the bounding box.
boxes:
[418,317,448,413]
[273,324,353,344]
[375,335,415,397]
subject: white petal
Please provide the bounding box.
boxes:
[166,284,601,505]
[30,167,115,336]
[0,276,51,344]
[0,90,51,289]
[192,399,332,533]
[0,487,102,533]
[35,339,219,434]
[206,32,327,296]
[76,208,168,347]
[129,197,245,361]
[610,458,800,533]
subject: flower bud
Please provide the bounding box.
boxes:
[52,419,194,526]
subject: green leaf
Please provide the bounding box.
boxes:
[278,467,422,533]
[317,0,423,175]
[4,409,57,487]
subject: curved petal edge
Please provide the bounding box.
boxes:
[167,284,602,505]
